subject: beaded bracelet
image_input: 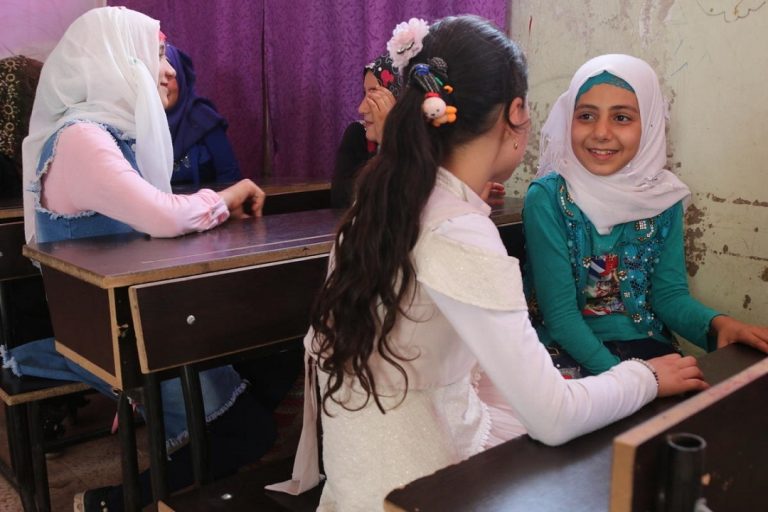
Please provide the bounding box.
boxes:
[628,358,659,388]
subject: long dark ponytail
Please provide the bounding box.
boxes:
[311,15,528,413]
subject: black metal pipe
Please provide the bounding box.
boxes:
[659,432,706,512]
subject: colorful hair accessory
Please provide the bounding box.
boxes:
[159,30,167,42]
[422,92,446,120]
[409,57,458,127]
[431,105,457,127]
[387,18,429,70]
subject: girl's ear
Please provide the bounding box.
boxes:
[507,97,528,127]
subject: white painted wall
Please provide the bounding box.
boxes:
[506,0,767,325]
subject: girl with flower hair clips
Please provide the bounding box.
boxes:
[270,17,707,511]
[523,54,768,378]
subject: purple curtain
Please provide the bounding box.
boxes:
[264,1,507,179]
[111,1,507,180]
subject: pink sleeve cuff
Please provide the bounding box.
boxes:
[197,188,230,228]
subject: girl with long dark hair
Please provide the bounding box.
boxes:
[270,16,708,511]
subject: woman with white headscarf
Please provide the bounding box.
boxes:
[2,7,274,511]
[523,54,768,377]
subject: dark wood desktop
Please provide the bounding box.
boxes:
[385,344,767,512]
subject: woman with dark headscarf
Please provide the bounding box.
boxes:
[165,43,242,186]
[330,53,401,208]
[0,55,42,198]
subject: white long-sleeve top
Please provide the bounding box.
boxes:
[428,209,657,446]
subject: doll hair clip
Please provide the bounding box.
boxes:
[409,58,457,127]
[387,18,429,70]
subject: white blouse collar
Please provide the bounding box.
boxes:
[435,167,492,216]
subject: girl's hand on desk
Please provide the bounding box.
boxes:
[711,315,768,354]
[481,181,506,206]
[648,353,709,397]
[218,179,266,218]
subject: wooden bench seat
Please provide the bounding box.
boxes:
[158,457,323,512]
[0,368,91,512]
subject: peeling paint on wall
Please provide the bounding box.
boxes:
[639,0,675,47]
[686,202,706,224]
[710,245,768,262]
[707,193,726,203]
[684,204,708,277]
[733,197,768,206]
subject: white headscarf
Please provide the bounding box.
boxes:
[537,54,690,234]
[22,6,173,242]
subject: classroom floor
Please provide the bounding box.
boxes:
[0,376,304,511]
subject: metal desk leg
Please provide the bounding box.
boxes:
[28,400,51,512]
[180,365,210,486]
[6,403,37,511]
[144,372,168,502]
[117,392,140,511]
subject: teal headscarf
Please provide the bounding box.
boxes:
[575,71,634,104]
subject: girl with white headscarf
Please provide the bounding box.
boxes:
[523,54,768,377]
[4,7,274,511]
[22,6,265,244]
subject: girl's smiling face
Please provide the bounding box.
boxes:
[571,83,642,176]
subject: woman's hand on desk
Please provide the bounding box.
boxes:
[711,315,768,354]
[218,179,266,218]
[481,181,506,206]
[648,354,709,397]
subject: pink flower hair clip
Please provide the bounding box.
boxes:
[387,18,429,71]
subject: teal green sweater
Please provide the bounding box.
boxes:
[523,173,719,374]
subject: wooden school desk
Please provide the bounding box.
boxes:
[0,198,23,220]
[385,344,767,512]
[258,176,331,215]
[21,197,523,510]
[22,208,340,509]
